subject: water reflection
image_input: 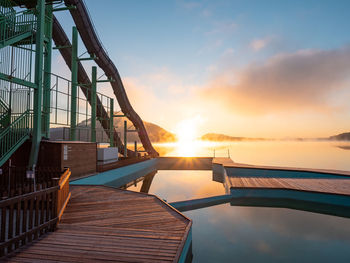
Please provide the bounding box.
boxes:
[124,170,225,202]
[122,169,350,262]
[187,204,350,263]
[119,171,156,194]
[337,145,350,150]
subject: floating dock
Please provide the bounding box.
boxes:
[4,186,192,263]
[213,158,350,217]
[221,161,350,195]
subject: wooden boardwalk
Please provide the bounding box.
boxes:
[4,186,192,262]
[213,158,350,196]
[227,176,350,196]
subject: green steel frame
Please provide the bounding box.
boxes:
[28,0,46,168]
[0,0,133,168]
[43,3,53,138]
[70,26,77,140]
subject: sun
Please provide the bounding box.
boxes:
[175,118,199,157]
[176,119,197,143]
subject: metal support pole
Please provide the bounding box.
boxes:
[91,66,97,142]
[70,26,78,140]
[109,98,114,147]
[28,0,45,168]
[134,141,137,157]
[124,120,127,157]
[43,3,53,138]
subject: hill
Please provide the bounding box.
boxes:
[329,132,350,141]
[50,116,176,143]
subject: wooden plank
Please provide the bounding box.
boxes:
[228,176,350,196]
[225,162,350,177]
[4,186,192,262]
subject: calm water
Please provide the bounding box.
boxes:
[154,140,350,171]
[126,141,350,262]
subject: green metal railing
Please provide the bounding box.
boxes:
[0,7,36,48]
[58,126,119,143]
[49,72,117,143]
[0,88,33,115]
[0,110,32,166]
[0,95,8,117]
[0,0,15,17]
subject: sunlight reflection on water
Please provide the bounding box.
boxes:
[154,140,350,171]
[126,140,350,262]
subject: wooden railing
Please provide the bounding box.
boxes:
[56,168,71,221]
[0,168,71,257]
[0,167,62,198]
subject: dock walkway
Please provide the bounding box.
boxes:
[227,176,350,196]
[4,186,192,262]
[213,158,350,196]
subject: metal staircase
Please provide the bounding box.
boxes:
[0,0,158,168]
[0,0,36,166]
[0,96,10,130]
[0,0,36,48]
[0,110,32,166]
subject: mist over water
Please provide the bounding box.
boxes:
[154,140,350,171]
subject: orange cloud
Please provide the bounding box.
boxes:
[201,46,350,115]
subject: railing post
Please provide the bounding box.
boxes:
[43,3,53,138]
[28,0,45,168]
[70,26,78,141]
[91,66,97,142]
[109,98,114,147]
[124,120,127,157]
[134,141,137,157]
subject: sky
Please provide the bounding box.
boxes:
[53,0,350,138]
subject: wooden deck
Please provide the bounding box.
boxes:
[4,186,192,262]
[227,176,350,196]
[214,158,350,196]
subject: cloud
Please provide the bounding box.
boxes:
[122,71,204,132]
[250,37,272,51]
[201,46,350,115]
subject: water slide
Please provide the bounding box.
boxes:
[57,0,158,157]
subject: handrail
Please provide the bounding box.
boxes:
[0,110,32,167]
[0,168,71,257]
[0,185,59,207]
[0,110,31,136]
[0,0,16,17]
[0,97,8,111]
[0,5,36,45]
[0,184,59,256]
[0,98,9,126]
[56,168,71,221]
[58,168,70,189]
